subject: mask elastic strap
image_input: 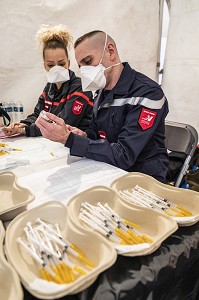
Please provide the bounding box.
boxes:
[105,62,121,71]
[99,33,108,65]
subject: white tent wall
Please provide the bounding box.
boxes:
[0,0,162,117]
[162,0,199,134]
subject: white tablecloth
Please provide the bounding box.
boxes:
[0,136,126,209]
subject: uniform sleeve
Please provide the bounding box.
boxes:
[66,99,168,170]
[85,114,100,140]
[25,123,42,137]
[58,82,93,130]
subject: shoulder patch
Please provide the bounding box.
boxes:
[72,100,84,115]
[138,108,157,130]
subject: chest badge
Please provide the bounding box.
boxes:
[72,100,84,115]
[44,100,52,112]
[138,108,157,130]
[98,130,107,139]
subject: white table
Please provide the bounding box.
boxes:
[0,136,126,209]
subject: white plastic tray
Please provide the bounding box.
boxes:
[110,172,199,226]
[0,171,35,221]
[66,186,178,257]
[5,201,117,299]
[0,220,23,300]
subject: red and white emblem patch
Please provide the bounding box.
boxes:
[98,130,107,139]
[72,100,84,115]
[44,100,52,111]
[138,108,157,130]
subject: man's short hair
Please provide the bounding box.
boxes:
[74,30,105,48]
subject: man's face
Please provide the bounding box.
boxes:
[75,38,106,68]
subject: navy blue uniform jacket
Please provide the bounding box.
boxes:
[21,70,93,136]
[66,63,169,182]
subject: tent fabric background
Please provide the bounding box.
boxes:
[0,0,161,117]
[162,0,199,133]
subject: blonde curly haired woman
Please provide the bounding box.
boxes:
[3,25,93,137]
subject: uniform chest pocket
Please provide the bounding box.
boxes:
[110,110,124,129]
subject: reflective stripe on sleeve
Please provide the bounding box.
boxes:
[100,96,165,110]
[52,92,94,107]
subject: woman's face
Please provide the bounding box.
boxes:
[44,48,70,71]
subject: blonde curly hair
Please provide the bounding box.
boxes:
[35,24,73,58]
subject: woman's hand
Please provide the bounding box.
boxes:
[11,122,26,128]
[2,123,26,136]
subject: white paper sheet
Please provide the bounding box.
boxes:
[18,159,126,209]
[0,137,70,171]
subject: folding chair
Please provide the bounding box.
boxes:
[165,121,198,187]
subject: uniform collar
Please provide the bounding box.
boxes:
[96,62,136,105]
[113,62,136,96]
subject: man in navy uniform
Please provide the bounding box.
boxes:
[36,30,169,183]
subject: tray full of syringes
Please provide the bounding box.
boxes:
[4,201,117,299]
[66,186,178,257]
[110,172,199,226]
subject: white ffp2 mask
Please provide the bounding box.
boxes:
[80,64,106,92]
[47,66,70,83]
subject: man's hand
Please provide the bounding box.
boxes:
[67,125,87,137]
[36,112,70,144]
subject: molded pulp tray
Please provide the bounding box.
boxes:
[4,201,117,299]
[0,171,35,221]
[0,221,23,300]
[66,186,178,257]
[110,172,199,226]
